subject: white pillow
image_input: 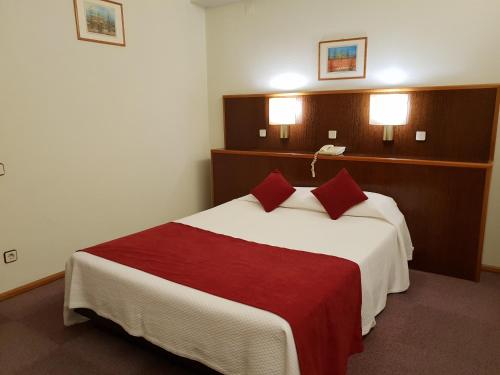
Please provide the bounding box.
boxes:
[280,186,325,212]
[240,187,414,260]
[241,187,393,220]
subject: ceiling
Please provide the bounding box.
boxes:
[191,0,242,8]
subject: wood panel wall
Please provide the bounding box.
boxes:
[213,84,499,281]
[224,86,499,162]
[212,150,492,281]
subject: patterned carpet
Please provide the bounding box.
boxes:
[1,270,499,375]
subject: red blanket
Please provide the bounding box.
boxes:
[82,222,363,375]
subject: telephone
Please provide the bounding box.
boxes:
[317,144,346,156]
[311,145,346,178]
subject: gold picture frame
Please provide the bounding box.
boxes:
[318,37,367,80]
[73,0,126,47]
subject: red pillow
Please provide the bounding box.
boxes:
[251,170,296,212]
[312,168,368,219]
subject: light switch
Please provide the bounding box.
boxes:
[416,131,426,141]
[328,130,337,139]
[259,129,267,138]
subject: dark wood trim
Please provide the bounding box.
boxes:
[211,149,493,169]
[222,83,500,99]
[476,167,493,280]
[0,271,65,301]
[481,264,500,273]
[73,0,126,47]
[490,88,500,161]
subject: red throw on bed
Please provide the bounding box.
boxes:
[81,222,363,375]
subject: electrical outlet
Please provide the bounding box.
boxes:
[416,131,426,141]
[3,250,17,264]
[328,130,337,139]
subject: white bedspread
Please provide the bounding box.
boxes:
[64,197,411,375]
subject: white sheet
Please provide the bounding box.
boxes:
[241,189,414,260]
[64,198,411,375]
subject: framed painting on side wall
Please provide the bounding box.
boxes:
[318,37,367,80]
[73,0,126,47]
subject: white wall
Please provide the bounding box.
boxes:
[206,0,500,267]
[0,0,210,293]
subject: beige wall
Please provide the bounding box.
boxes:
[0,0,210,293]
[206,0,500,267]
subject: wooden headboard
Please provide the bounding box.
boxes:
[212,84,499,281]
[224,85,498,162]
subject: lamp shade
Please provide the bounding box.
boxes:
[369,94,409,126]
[269,97,300,125]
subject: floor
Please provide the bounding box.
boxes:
[1,270,499,375]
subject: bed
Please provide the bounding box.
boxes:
[64,189,413,375]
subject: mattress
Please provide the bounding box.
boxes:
[64,196,411,375]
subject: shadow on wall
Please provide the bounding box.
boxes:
[198,158,213,209]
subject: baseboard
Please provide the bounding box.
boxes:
[0,271,65,302]
[481,264,500,273]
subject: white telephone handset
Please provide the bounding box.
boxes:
[311,145,346,177]
[319,145,341,155]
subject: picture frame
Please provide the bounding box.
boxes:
[318,37,367,80]
[73,0,126,47]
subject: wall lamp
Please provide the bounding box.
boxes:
[369,93,410,141]
[269,97,302,139]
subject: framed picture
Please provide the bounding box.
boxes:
[318,37,367,80]
[73,0,126,47]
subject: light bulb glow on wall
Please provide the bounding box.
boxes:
[376,67,408,85]
[269,73,308,90]
[369,93,409,141]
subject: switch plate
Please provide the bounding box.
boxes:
[416,131,426,141]
[3,249,17,264]
[259,129,267,138]
[328,130,337,139]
